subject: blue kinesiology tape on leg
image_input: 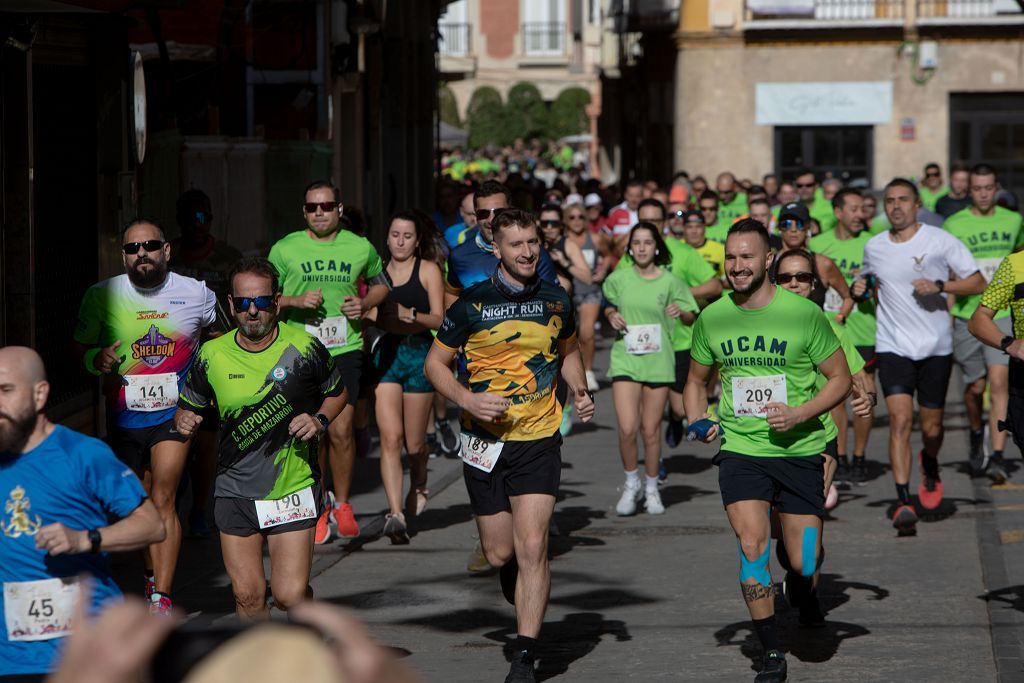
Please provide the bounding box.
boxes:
[800,527,819,578]
[737,539,772,588]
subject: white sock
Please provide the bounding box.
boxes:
[624,469,640,485]
[645,475,660,491]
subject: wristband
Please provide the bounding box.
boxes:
[88,528,102,554]
[314,413,330,431]
[934,280,945,293]
[1000,335,1015,353]
[83,348,103,376]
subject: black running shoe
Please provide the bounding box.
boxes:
[504,656,536,683]
[850,456,868,485]
[835,455,850,488]
[798,589,826,628]
[755,650,787,682]
[436,420,460,458]
[500,556,519,605]
[988,456,1009,485]
[969,429,987,476]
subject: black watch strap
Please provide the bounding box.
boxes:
[314,413,329,430]
[934,280,945,292]
[88,528,102,554]
[1001,335,1015,352]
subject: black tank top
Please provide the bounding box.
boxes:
[388,257,430,312]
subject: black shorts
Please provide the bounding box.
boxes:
[333,350,362,405]
[855,345,876,374]
[672,350,691,393]
[107,418,190,472]
[610,377,673,389]
[214,482,325,537]
[1005,390,1024,455]
[197,404,219,433]
[714,451,825,517]
[876,353,952,409]
[463,434,562,516]
[823,438,838,459]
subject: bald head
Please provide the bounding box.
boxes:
[0,347,46,385]
[0,346,49,453]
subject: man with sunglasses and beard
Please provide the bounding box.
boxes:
[175,257,346,619]
[74,219,218,615]
[268,181,389,545]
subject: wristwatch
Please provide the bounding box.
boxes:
[934,280,945,293]
[410,308,417,322]
[1000,335,1015,353]
[314,413,330,431]
[88,528,102,554]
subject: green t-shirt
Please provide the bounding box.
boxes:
[718,193,748,226]
[268,229,384,356]
[690,287,840,457]
[819,318,865,442]
[809,193,837,233]
[603,268,698,383]
[179,323,343,499]
[809,229,877,347]
[706,220,730,245]
[944,206,1024,320]
[616,238,715,351]
[919,185,948,212]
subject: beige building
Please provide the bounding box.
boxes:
[673,0,1024,188]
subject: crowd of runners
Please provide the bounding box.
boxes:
[1,158,1022,683]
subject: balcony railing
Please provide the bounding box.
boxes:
[438,22,471,56]
[918,0,1023,20]
[745,0,1023,22]
[522,22,565,56]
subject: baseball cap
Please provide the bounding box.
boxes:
[777,202,810,225]
[565,192,583,206]
[584,193,602,208]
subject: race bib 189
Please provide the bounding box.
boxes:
[460,432,504,473]
[306,315,348,349]
[124,373,178,412]
[624,324,662,355]
[978,257,1002,283]
[4,577,80,642]
[731,374,787,418]
[253,486,318,529]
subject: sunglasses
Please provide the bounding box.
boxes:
[699,205,717,212]
[795,182,816,189]
[779,219,807,231]
[122,240,164,255]
[232,295,276,313]
[925,171,940,177]
[685,220,705,227]
[474,207,508,221]
[776,271,814,285]
[304,201,339,213]
[540,220,563,228]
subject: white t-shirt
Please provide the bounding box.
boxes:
[863,224,979,359]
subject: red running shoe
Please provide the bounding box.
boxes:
[149,592,173,616]
[917,450,944,510]
[891,504,918,536]
[334,502,360,539]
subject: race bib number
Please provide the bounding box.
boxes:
[624,324,662,355]
[124,373,178,412]
[305,316,348,349]
[824,288,843,313]
[4,577,80,642]
[254,486,317,529]
[978,258,1002,283]
[731,374,788,418]
[582,249,596,270]
[460,432,505,473]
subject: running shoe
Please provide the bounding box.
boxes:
[658,459,668,483]
[665,418,684,448]
[467,540,492,573]
[315,491,336,545]
[824,483,839,510]
[754,650,787,682]
[644,487,665,515]
[383,513,410,545]
[798,590,826,628]
[969,428,987,476]
[425,432,440,459]
[987,456,1009,485]
[891,504,918,536]
[835,455,850,488]
[850,456,868,485]
[149,592,173,617]
[436,420,460,457]
[334,501,360,538]
[188,509,211,538]
[917,451,944,510]
[499,555,519,605]
[144,573,156,600]
[559,404,572,437]
[615,478,644,516]
[504,654,536,683]
[585,369,599,393]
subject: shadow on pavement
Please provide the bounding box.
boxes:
[662,453,714,476]
[410,503,475,534]
[981,585,1024,613]
[659,484,716,508]
[550,504,609,557]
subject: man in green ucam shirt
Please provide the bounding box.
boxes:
[716,172,749,226]
[944,163,1024,477]
[810,187,878,485]
[918,162,948,213]
[794,169,837,234]
[684,219,851,683]
[175,257,346,618]
[268,181,390,543]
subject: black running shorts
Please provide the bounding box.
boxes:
[333,350,363,406]
[714,451,825,517]
[214,482,325,537]
[1005,388,1024,455]
[855,345,876,374]
[672,350,692,393]
[463,434,562,516]
[876,353,952,409]
[107,418,190,472]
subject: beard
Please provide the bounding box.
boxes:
[237,315,276,341]
[728,267,767,294]
[0,404,36,454]
[501,256,537,284]
[128,256,168,289]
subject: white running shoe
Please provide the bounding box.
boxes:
[616,478,644,516]
[644,487,665,515]
[586,370,599,393]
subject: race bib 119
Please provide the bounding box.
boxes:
[306,315,348,349]
[731,374,787,418]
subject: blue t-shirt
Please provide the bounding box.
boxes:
[446,230,559,291]
[0,426,147,675]
[443,222,469,248]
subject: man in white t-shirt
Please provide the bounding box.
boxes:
[855,178,985,536]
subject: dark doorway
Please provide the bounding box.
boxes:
[950,93,1024,194]
[774,125,873,187]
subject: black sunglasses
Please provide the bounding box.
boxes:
[122,240,164,255]
[540,219,563,228]
[474,207,508,221]
[776,271,814,284]
[304,201,339,213]
[232,295,276,313]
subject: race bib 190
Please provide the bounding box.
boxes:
[4,577,80,642]
[306,315,348,349]
[124,373,178,412]
[254,486,318,529]
[460,432,504,473]
[731,374,787,418]
[824,288,843,313]
[624,324,662,355]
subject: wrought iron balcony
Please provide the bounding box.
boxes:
[438,22,471,56]
[522,21,565,56]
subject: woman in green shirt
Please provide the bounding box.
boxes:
[603,223,698,517]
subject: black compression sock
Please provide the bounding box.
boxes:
[920,450,939,478]
[896,483,912,505]
[752,615,781,652]
[512,635,537,662]
[993,450,1004,461]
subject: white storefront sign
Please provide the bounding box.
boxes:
[755,82,893,125]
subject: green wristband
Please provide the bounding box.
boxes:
[83,348,103,376]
